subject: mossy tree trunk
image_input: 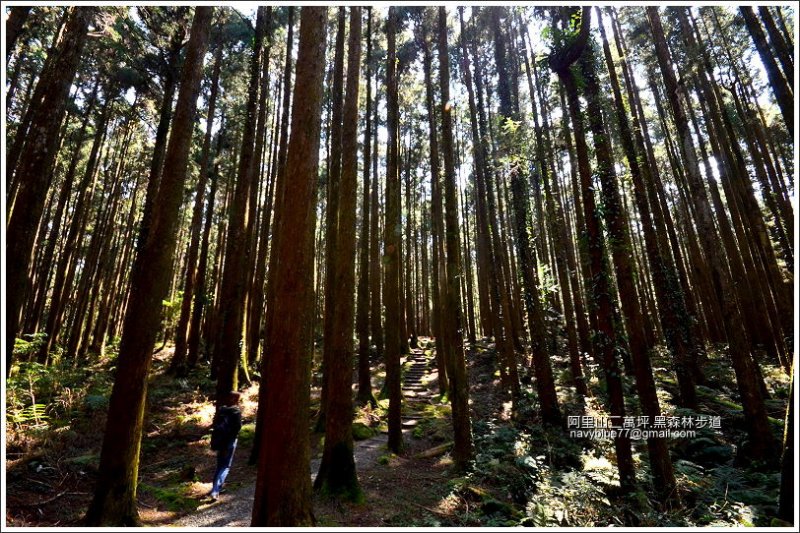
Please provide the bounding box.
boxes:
[84,7,212,525]
[550,6,637,496]
[314,6,363,502]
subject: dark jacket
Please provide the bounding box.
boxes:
[210,405,242,451]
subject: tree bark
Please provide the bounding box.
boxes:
[6,6,95,374]
[491,7,561,425]
[5,6,32,61]
[84,7,212,524]
[250,7,326,526]
[315,7,363,500]
[383,7,404,454]
[550,6,636,496]
[212,7,267,401]
[437,6,474,470]
[318,7,347,433]
[170,42,223,375]
[647,7,778,461]
[356,8,377,408]
[740,7,793,132]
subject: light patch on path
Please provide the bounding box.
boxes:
[175,431,391,526]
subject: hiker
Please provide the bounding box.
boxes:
[209,391,242,500]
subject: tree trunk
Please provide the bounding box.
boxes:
[550,6,636,496]
[170,43,223,375]
[5,6,32,61]
[6,6,95,374]
[212,7,267,401]
[383,7,404,454]
[315,7,363,500]
[491,7,561,425]
[135,26,184,253]
[84,8,212,524]
[647,7,778,461]
[421,19,448,396]
[464,10,519,400]
[740,7,793,132]
[318,7,347,434]
[250,7,326,526]
[437,6,474,470]
[356,8,377,408]
[757,7,794,92]
[248,6,295,466]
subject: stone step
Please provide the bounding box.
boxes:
[401,419,419,428]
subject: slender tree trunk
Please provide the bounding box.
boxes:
[437,6,473,470]
[369,78,384,357]
[171,43,223,375]
[421,20,448,396]
[6,7,95,374]
[212,8,267,401]
[647,7,778,461]
[187,126,223,368]
[318,7,347,433]
[356,8,377,408]
[757,7,794,92]
[249,6,295,466]
[135,27,184,253]
[315,7,363,500]
[246,9,276,367]
[383,7,404,454]
[551,7,636,496]
[740,7,793,132]
[5,6,32,61]
[491,7,561,425]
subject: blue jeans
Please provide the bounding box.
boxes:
[211,439,237,495]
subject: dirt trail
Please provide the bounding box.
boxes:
[175,347,440,527]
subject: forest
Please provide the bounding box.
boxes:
[3,4,796,528]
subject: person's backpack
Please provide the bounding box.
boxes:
[210,406,240,451]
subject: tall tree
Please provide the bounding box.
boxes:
[740,7,793,132]
[212,7,267,400]
[248,5,295,466]
[383,6,404,454]
[318,7,347,432]
[490,7,561,425]
[84,7,212,524]
[356,7,377,408]
[550,6,636,495]
[437,6,474,470]
[647,7,778,461]
[170,40,223,375]
[421,11,448,396]
[6,6,95,374]
[5,6,32,60]
[250,7,327,526]
[315,6,363,500]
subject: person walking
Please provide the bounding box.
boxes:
[209,391,242,500]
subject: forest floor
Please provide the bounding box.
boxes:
[5,336,791,527]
